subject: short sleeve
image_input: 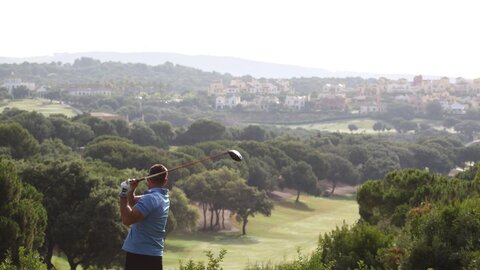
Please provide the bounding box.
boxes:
[135,195,155,217]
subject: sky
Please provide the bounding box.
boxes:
[1,0,479,78]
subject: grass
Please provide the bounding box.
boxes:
[275,117,453,134]
[164,195,358,270]
[50,190,358,270]
[0,98,79,117]
[276,118,389,134]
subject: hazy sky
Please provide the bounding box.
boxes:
[1,0,478,78]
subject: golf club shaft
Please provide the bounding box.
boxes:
[137,151,230,181]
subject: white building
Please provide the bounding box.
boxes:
[323,83,346,93]
[449,103,466,114]
[360,104,380,114]
[2,77,36,95]
[284,96,307,110]
[66,87,112,96]
[215,95,241,109]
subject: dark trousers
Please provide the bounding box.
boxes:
[125,252,163,270]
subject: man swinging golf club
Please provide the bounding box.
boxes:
[119,164,170,270]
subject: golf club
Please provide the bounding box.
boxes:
[136,149,243,182]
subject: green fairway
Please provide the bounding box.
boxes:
[276,118,389,134]
[164,195,358,270]
[0,98,79,117]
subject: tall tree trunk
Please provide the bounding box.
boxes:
[242,216,248,235]
[221,209,225,229]
[331,180,337,196]
[44,240,55,270]
[202,202,207,230]
[66,255,78,270]
[209,206,214,229]
[214,209,220,229]
[296,190,301,202]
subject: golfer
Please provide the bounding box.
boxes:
[119,164,170,270]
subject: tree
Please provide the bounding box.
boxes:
[226,180,273,235]
[455,121,480,141]
[11,86,29,99]
[425,101,444,120]
[401,198,480,269]
[304,152,329,180]
[175,119,226,145]
[0,159,47,263]
[83,138,165,170]
[20,159,92,269]
[110,118,131,138]
[362,157,400,181]
[130,121,163,147]
[442,117,460,129]
[149,120,175,145]
[0,87,9,99]
[44,89,61,103]
[11,111,53,142]
[408,144,452,174]
[75,115,117,137]
[322,153,360,195]
[281,161,318,202]
[240,125,268,141]
[372,121,385,133]
[49,116,94,148]
[168,187,198,232]
[348,124,358,133]
[319,223,393,270]
[0,122,39,159]
[246,157,275,191]
[0,247,47,270]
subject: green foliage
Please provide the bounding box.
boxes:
[281,161,319,202]
[49,115,94,147]
[169,187,199,232]
[176,119,227,145]
[8,110,53,142]
[0,159,47,262]
[83,137,168,169]
[399,198,480,269]
[245,248,334,270]
[0,247,47,270]
[318,223,393,270]
[178,249,227,270]
[0,122,39,159]
[240,125,268,141]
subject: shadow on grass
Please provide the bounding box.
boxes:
[169,231,260,246]
[324,193,357,201]
[276,200,315,212]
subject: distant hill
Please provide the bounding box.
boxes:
[0,52,425,79]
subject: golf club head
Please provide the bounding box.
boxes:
[228,150,243,161]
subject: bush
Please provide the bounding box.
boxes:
[0,247,47,270]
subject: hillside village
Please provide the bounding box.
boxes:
[3,71,480,117]
[210,76,480,115]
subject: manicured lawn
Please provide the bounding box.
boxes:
[51,192,358,270]
[164,195,359,270]
[277,118,389,134]
[0,98,79,117]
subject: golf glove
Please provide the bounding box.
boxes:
[119,180,131,198]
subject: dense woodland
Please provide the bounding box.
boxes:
[2,60,480,269]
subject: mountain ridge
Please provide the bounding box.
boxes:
[0,52,431,80]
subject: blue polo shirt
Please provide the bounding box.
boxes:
[122,187,170,256]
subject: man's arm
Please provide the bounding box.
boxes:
[127,187,142,207]
[119,197,144,226]
[119,179,144,225]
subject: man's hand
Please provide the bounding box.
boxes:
[119,180,131,198]
[119,179,140,198]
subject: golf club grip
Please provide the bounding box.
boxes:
[137,151,228,181]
